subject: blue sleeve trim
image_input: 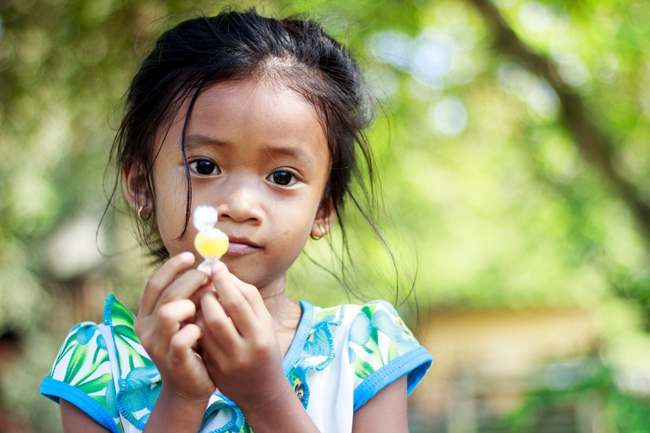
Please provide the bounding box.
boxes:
[103,294,116,325]
[40,377,119,433]
[352,346,433,411]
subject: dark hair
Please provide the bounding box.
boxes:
[110,9,378,263]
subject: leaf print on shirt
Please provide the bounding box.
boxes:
[59,324,112,392]
[304,320,334,358]
[115,366,162,429]
[106,295,154,371]
[290,369,307,405]
[286,305,345,409]
[370,309,419,357]
[104,296,161,430]
[349,301,421,379]
[77,323,96,344]
[44,321,117,427]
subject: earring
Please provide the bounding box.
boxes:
[137,205,151,222]
[312,223,326,240]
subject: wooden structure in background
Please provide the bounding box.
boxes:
[409,307,601,432]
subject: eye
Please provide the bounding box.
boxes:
[189,159,220,176]
[267,170,297,186]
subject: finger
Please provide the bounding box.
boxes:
[188,281,217,309]
[154,269,209,312]
[155,299,198,341]
[199,292,241,351]
[228,273,270,321]
[169,323,203,365]
[210,262,258,336]
[139,252,195,317]
[194,309,205,330]
[190,309,204,353]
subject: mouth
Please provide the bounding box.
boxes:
[226,236,261,256]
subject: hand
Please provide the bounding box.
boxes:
[197,262,291,411]
[134,252,216,401]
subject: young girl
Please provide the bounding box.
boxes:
[40,10,432,433]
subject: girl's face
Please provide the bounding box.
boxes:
[135,79,333,291]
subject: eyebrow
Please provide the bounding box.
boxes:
[185,133,314,163]
[185,133,229,148]
[263,145,312,163]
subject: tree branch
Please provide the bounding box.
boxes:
[467,0,650,246]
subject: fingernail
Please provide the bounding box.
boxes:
[211,261,223,274]
[179,252,195,262]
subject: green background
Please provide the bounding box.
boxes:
[2,0,650,431]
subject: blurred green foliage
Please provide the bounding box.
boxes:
[508,359,650,433]
[2,0,650,431]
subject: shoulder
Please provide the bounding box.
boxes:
[43,321,111,387]
[349,300,419,353]
[305,300,431,364]
[338,300,433,410]
[40,311,119,432]
[41,295,161,433]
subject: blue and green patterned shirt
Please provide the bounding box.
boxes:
[40,295,432,433]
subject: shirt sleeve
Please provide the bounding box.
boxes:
[40,322,121,433]
[347,300,432,411]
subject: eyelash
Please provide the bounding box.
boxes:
[189,159,220,176]
[266,170,298,187]
[189,159,299,187]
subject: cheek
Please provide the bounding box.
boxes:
[282,216,316,253]
[152,168,192,246]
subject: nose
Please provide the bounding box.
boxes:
[215,178,264,225]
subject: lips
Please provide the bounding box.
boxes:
[225,236,260,256]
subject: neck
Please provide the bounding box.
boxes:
[257,275,301,333]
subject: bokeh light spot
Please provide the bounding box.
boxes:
[519,2,554,33]
[429,97,468,136]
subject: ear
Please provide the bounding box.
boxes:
[311,198,335,239]
[122,160,153,216]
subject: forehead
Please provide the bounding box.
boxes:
[166,78,329,160]
[195,78,317,120]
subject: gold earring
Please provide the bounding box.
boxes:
[311,222,326,240]
[137,205,151,222]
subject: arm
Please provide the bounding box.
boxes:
[199,265,412,433]
[352,375,409,433]
[239,376,410,433]
[61,400,110,433]
[61,378,411,433]
[198,263,321,433]
[61,392,210,433]
[141,387,211,433]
